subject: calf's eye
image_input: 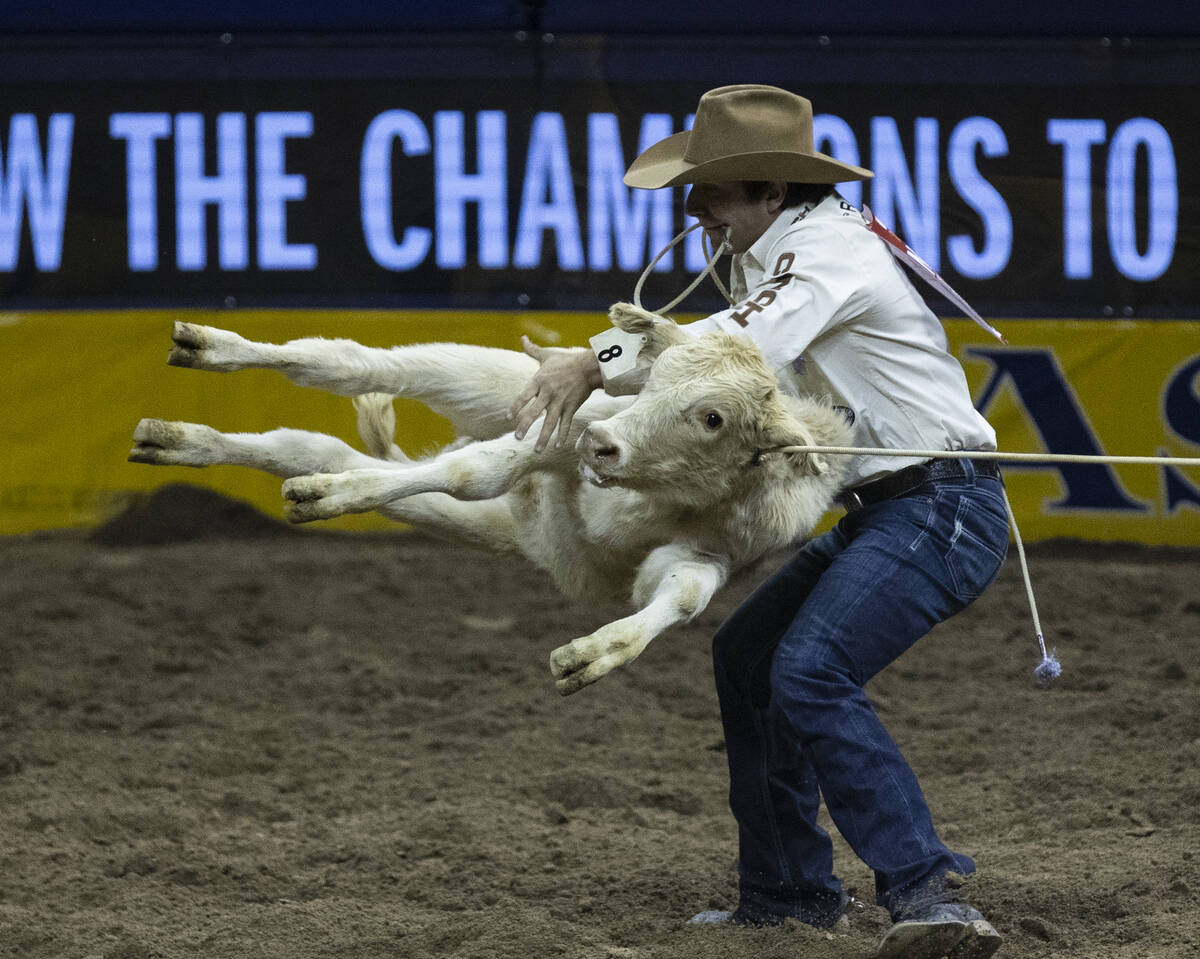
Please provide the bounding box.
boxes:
[704,412,723,430]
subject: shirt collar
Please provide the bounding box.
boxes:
[736,199,818,278]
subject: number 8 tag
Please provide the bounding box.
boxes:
[589,326,648,395]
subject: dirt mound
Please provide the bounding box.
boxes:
[90,483,297,546]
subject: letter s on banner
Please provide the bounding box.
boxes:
[946,116,1012,280]
[1164,354,1200,445]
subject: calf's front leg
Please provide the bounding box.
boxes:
[130,419,383,475]
[129,419,522,550]
[548,544,729,695]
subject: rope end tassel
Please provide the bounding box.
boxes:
[1001,487,1063,689]
[1034,637,1062,689]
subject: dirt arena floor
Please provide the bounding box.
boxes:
[1,485,1197,959]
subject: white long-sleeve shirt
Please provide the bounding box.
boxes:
[685,193,996,488]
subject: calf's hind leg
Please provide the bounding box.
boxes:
[282,431,578,522]
[167,322,539,440]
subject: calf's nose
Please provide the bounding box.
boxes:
[581,426,620,465]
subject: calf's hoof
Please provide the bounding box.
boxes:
[282,500,324,524]
[167,321,211,367]
[282,474,331,504]
[281,475,351,523]
[128,419,213,466]
[549,640,620,696]
[167,321,246,371]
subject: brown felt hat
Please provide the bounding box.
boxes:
[623,84,874,189]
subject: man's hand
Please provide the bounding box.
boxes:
[507,337,603,452]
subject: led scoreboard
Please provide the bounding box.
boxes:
[0,33,1195,318]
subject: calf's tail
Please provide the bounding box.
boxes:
[353,393,412,463]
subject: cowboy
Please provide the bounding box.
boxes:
[510,84,1008,959]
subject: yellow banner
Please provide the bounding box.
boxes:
[955,319,1200,546]
[1,310,1198,543]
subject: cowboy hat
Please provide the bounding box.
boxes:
[623,84,873,189]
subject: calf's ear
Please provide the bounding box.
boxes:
[760,409,830,476]
[609,301,661,333]
[608,302,690,354]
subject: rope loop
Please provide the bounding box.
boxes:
[632,224,736,316]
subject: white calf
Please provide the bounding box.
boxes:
[129,305,852,694]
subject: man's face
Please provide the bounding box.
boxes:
[684,180,786,255]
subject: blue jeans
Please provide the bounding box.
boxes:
[712,464,1009,925]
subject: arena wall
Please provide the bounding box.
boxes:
[2,25,1197,541]
[2,310,1197,543]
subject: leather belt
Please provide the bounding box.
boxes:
[837,457,1002,512]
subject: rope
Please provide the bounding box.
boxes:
[771,445,1200,468]
[1003,487,1060,688]
[701,229,737,306]
[632,224,735,315]
[768,443,1198,688]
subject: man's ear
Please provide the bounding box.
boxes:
[764,180,788,214]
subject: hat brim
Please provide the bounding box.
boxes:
[623,130,873,189]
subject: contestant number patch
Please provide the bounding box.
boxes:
[589,327,646,390]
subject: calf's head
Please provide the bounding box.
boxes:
[577,330,845,501]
